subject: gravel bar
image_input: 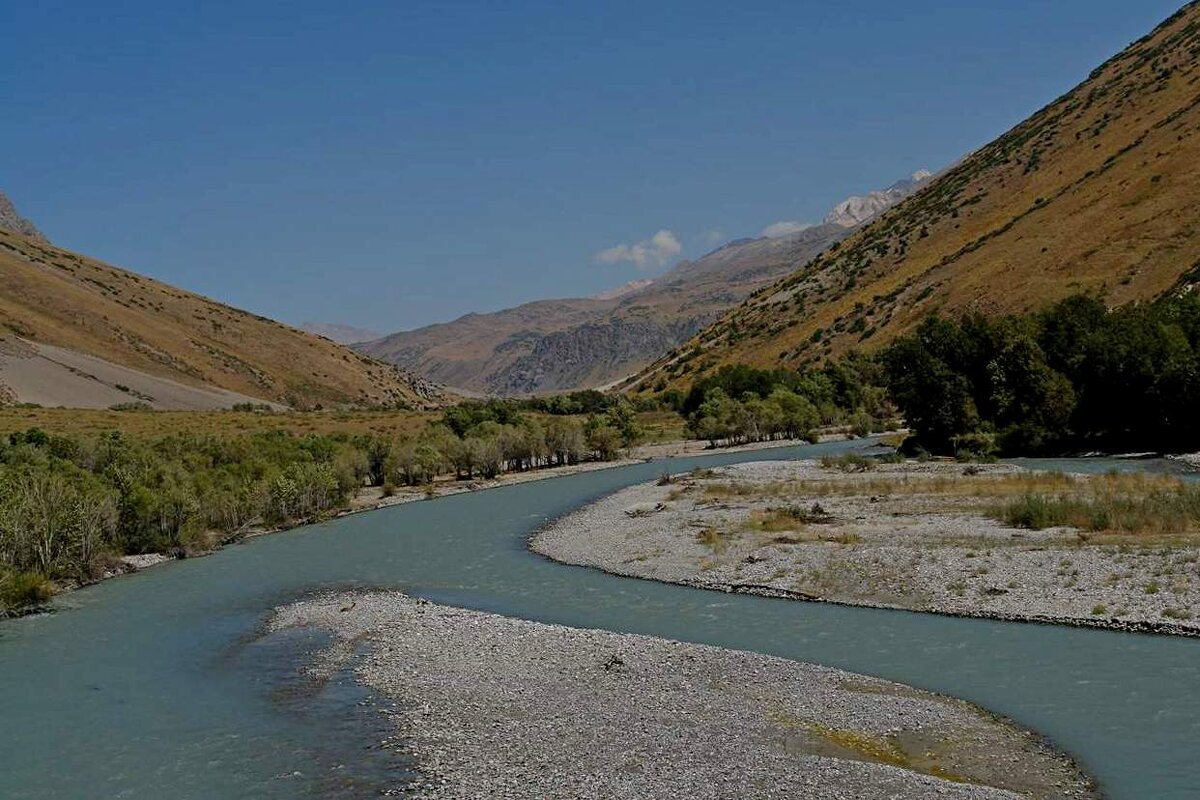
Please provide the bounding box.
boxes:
[532,460,1200,636]
[268,591,1096,799]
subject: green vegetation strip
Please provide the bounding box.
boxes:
[0,396,647,613]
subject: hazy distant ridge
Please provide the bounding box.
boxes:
[300,322,383,345]
[360,172,931,394]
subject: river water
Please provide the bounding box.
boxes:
[1,439,1198,798]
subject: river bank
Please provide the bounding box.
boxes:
[532,459,1200,636]
[345,434,838,512]
[6,435,832,619]
[268,590,1096,799]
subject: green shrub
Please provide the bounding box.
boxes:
[0,571,54,611]
[1000,494,1069,530]
[820,453,875,473]
[108,402,154,412]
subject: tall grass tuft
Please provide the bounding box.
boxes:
[1001,494,1068,530]
[997,480,1200,535]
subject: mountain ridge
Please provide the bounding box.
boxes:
[359,172,931,395]
[823,171,935,228]
[0,224,442,409]
[622,2,1200,394]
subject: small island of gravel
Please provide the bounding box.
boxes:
[532,458,1200,635]
[268,591,1096,799]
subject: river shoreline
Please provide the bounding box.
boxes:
[532,459,1200,637]
[268,590,1098,799]
[5,435,834,620]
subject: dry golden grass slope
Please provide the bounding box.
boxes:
[624,2,1200,393]
[0,228,443,409]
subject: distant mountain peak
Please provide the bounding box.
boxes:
[361,165,936,394]
[823,169,933,228]
[760,170,933,240]
[0,192,48,242]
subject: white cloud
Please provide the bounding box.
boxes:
[760,220,814,239]
[594,229,683,270]
[702,228,725,246]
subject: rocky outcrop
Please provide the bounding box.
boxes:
[491,317,708,394]
[823,171,933,228]
[0,192,47,242]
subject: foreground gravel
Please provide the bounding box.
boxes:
[532,460,1200,635]
[269,591,1095,799]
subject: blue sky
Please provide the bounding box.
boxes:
[1,1,1183,333]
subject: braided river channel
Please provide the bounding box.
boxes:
[2,439,1198,798]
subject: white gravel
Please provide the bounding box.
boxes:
[268,591,1096,799]
[532,460,1200,635]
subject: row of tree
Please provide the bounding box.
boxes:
[0,399,645,611]
[681,359,897,446]
[381,410,635,488]
[440,391,658,436]
[0,428,359,609]
[680,293,1200,457]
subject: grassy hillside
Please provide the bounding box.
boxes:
[0,228,441,409]
[625,2,1200,392]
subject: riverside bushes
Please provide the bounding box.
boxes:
[0,401,636,613]
[0,428,364,612]
[435,398,639,476]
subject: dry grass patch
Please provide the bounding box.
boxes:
[0,406,440,438]
[818,453,877,472]
[745,503,836,532]
[994,475,1200,536]
[695,527,732,554]
[703,471,1195,509]
[804,723,970,784]
[695,468,1200,550]
[635,410,687,443]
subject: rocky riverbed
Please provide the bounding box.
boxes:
[532,460,1200,635]
[268,591,1096,799]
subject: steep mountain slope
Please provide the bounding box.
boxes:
[361,174,930,395]
[0,226,442,409]
[623,2,1200,393]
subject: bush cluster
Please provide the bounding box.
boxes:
[0,428,360,612]
[680,359,897,447]
[0,398,643,612]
